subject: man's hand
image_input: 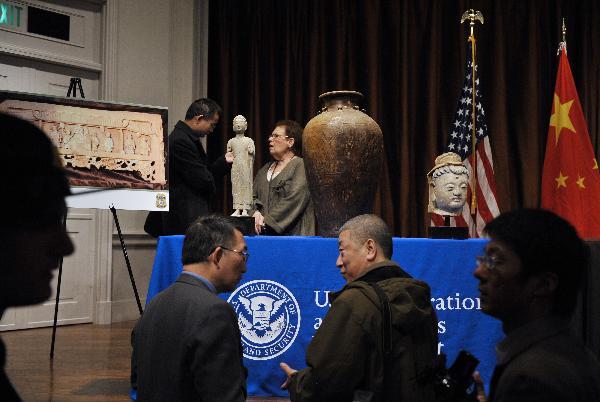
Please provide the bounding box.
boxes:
[225,151,234,163]
[473,371,487,402]
[279,362,298,390]
[253,211,265,234]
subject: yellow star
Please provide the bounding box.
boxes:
[549,93,576,145]
[594,158,599,170]
[555,172,568,189]
[577,176,585,189]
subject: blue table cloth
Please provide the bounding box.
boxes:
[147,236,502,397]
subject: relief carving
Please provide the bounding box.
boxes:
[0,100,166,189]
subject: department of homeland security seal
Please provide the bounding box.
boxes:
[228,280,301,360]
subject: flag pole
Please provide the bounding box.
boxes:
[558,18,567,55]
[469,35,477,215]
[461,9,484,216]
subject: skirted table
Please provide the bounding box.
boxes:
[145,235,503,397]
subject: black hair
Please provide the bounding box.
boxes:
[185,98,223,120]
[181,214,241,265]
[274,120,303,156]
[484,208,588,317]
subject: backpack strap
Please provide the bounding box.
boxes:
[368,282,392,398]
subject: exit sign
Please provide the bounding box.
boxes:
[0,2,23,29]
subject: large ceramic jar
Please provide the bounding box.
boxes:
[303,90,384,237]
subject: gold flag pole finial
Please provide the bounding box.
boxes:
[562,18,566,43]
[460,9,484,216]
[461,9,484,36]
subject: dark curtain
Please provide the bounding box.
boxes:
[207,0,600,237]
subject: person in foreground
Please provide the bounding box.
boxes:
[0,113,75,401]
[132,215,248,401]
[473,208,600,402]
[252,120,315,235]
[165,98,234,235]
[280,214,438,401]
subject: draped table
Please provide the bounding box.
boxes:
[146,236,502,397]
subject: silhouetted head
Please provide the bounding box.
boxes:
[1,113,74,308]
[474,208,587,330]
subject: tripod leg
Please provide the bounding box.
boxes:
[76,78,85,99]
[50,217,67,359]
[66,79,75,97]
[110,206,143,315]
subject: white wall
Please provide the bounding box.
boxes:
[0,0,209,323]
[108,0,209,321]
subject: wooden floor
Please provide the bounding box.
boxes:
[3,321,288,401]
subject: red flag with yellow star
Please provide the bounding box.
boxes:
[541,43,600,238]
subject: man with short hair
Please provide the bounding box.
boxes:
[165,98,234,234]
[280,214,438,401]
[1,113,75,401]
[133,215,248,401]
[473,208,600,401]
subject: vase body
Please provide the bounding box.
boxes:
[303,90,384,237]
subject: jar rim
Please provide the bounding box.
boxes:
[319,90,363,101]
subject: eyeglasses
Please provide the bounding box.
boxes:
[269,133,289,139]
[221,246,250,262]
[475,255,500,271]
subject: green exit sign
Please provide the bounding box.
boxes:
[0,2,23,28]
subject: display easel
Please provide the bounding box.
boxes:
[50,79,144,359]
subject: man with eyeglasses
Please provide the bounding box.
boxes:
[132,215,248,401]
[280,214,438,401]
[473,208,600,402]
[154,98,234,236]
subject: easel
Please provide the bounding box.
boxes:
[50,78,143,359]
[66,77,85,98]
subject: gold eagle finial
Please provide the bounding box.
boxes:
[461,9,484,36]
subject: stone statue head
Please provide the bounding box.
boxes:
[232,115,247,134]
[427,152,470,215]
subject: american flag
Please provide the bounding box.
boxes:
[431,36,500,237]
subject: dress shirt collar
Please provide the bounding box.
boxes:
[181,270,217,294]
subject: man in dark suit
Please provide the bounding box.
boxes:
[165,98,234,234]
[473,209,600,402]
[1,113,75,401]
[133,215,248,401]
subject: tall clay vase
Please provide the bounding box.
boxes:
[303,90,384,237]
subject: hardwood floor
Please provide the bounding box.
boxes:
[3,321,288,401]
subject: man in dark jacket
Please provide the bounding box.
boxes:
[133,215,249,401]
[473,209,600,402]
[165,98,233,234]
[280,214,438,401]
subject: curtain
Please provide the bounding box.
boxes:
[207,0,600,237]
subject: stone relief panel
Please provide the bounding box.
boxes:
[0,99,167,190]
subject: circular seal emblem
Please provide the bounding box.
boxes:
[228,280,301,361]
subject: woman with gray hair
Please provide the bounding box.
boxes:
[252,120,315,235]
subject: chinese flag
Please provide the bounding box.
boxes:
[541,45,600,238]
